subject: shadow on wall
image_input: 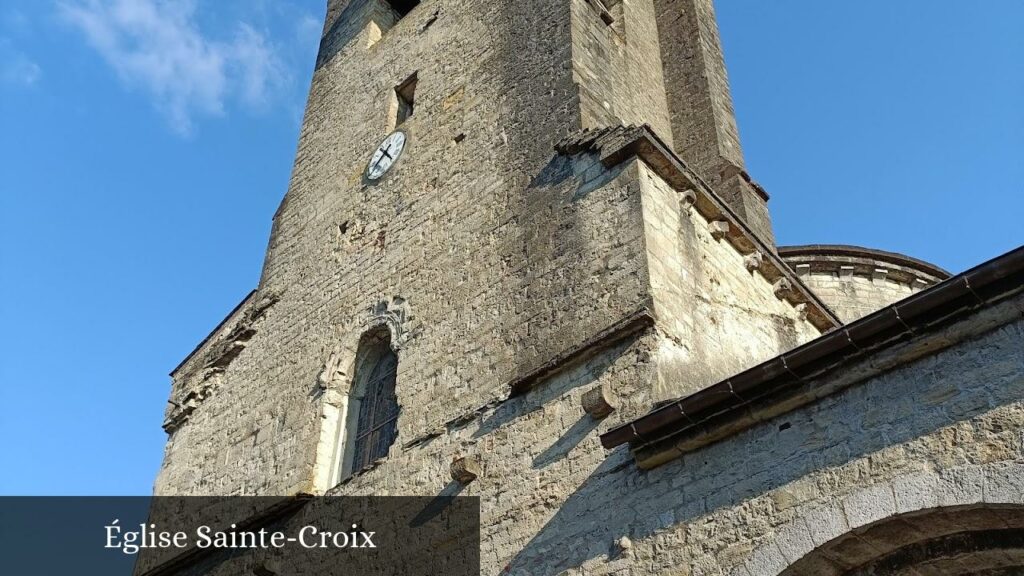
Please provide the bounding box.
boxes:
[500,320,1024,574]
[473,331,627,440]
[411,480,465,527]
[532,414,601,470]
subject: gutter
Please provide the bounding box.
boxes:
[600,245,1024,462]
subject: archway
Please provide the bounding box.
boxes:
[782,504,1024,575]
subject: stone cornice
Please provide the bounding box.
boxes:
[780,244,950,288]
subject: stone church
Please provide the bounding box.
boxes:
[153,0,1024,574]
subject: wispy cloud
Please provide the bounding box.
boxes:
[58,0,289,135]
[0,38,41,87]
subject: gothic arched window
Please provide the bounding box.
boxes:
[338,330,400,480]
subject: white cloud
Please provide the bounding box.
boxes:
[0,38,41,87]
[58,0,288,135]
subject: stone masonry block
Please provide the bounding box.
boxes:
[451,455,481,485]
[800,503,849,547]
[774,517,815,564]
[742,540,788,576]
[891,471,939,514]
[725,565,753,576]
[743,251,764,273]
[983,461,1024,504]
[841,482,896,530]
[582,384,616,419]
[937,465,985,507]
[773,278,792,300]
[680,189,697,212]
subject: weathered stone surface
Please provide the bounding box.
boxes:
[150,2,1024,576]
[450,455,481,485]
[581,384,616,419]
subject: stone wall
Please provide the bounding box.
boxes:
[654,0,775,247]
[503,296,1019,576]
[654,0,742,177]
[151,2,1024,575]
[571,0,674,145]
[637,162,820,401]
[156,0,817,498]
[159,0,584,496]
[327,281,1023,576]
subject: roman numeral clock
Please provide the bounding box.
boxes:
[366,131,406,181]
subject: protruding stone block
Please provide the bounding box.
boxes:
[581,384,616,419]
[839,266,855,280]
[450,455,481,485]
[872,268,889,283]
[743,251,764,273]
[680,189,697,212]
[794,264,811,277]
[709,220,730,240]
[773,278,792,300]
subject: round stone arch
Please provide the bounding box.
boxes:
[309,297,412,494]
[734,461,1024,576]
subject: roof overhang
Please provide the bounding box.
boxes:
[601,245,1024,469]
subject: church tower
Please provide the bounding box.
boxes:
[155,0,838,568]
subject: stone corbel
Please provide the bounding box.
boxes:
[450,455,481,485]
[680,189,697,213]
[581,384,616,419]
[709,220,731,240]
[743,251,764,273]
[773,278,793,301]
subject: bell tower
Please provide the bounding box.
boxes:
[155,0,834,520]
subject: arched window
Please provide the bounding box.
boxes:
[335,329,400,481]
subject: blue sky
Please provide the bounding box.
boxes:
[1,1,1021,495]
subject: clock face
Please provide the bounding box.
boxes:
[366,131,406,181]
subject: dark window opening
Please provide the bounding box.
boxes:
[385,0,420,19]
[394,73,418,126]
[348,331,400,475]
[586,0,623,29]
